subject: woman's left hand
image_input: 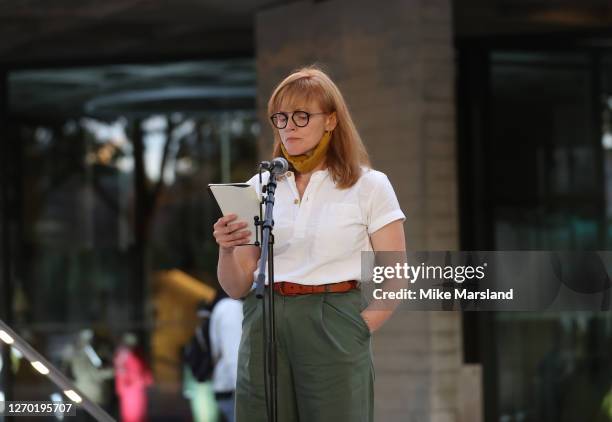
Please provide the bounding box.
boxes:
[360,311,375,334]
[360,310,393,334]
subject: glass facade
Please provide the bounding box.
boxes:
[460,48,612,422]
[490,52,601,250]
[494,311,612,422]
[601,55,612,251]
[1,60,258,419]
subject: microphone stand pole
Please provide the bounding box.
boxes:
[254,169,278,422]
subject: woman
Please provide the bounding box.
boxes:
[213,66,406,422]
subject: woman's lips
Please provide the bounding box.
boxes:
[286,137,301,142]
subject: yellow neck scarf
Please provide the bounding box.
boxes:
[280,131,332,173]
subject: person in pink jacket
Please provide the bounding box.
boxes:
[113,333,153,422]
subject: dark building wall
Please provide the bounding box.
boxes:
[455,0,612,39]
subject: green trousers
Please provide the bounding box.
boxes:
[235,287,374,422]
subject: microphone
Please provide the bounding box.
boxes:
[260,157,289,174]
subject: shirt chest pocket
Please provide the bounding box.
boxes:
[272,224,293,255]
[271,206,295,255]
[312,203,364,260]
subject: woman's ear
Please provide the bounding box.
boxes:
[325,112,338,131]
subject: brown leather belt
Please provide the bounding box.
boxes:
[273,280,358,296]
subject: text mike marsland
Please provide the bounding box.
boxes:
[373,287,515,301]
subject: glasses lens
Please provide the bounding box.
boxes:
[272,113,287,128]
[293,111,309,127]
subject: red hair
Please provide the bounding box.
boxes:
[268,65,370,188]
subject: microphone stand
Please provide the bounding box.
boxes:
[254,168,278,422]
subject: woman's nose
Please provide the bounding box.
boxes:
[285,117,298,130]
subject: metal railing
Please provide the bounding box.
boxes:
[0,319,115,422]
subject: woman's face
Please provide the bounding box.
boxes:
[276,100,337,156]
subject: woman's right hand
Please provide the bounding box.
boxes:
[213,214,251,253]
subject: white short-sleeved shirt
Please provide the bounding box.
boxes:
[246,167,405,285]
[209,298,243,392]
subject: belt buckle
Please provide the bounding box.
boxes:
[287,283,299,296]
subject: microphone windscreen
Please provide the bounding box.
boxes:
[272,157,289,174]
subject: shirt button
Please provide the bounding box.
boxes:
[294,199,299,205]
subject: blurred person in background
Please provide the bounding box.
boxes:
[70,329,114,407]
[113,333,153,422]
[209,290,243,422]
[182,301,219,422]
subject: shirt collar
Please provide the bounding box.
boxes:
[285,168,328,180]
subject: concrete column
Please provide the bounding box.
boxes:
[256,1,464,420]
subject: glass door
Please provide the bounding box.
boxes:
[459,48,612,422]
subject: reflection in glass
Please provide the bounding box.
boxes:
[6,60,258,418]
[495,311,612,422]
[485,51,612,422]
[490,51,600,250]
[602,96,612,249]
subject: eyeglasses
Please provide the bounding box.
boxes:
[269,110,328,129]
